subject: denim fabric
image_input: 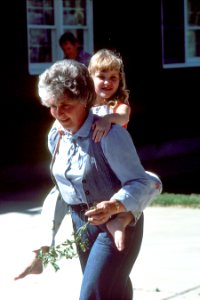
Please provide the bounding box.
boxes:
[70,206,144,300]
[39,111,161,298]
[48,112,162,212]
[41,112,162,245]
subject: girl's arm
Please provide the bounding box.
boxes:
[92,103,131,142]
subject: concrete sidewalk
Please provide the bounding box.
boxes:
[0,191,200,299]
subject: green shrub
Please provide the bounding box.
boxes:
[151,193,200,208]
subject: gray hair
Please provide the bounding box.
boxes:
[38,59,96,109]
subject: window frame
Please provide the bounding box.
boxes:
[26,0,93,75]
[161,0,200,68]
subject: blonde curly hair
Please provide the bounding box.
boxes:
[88,49,130,109]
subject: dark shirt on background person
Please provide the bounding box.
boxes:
[59,31,91,66]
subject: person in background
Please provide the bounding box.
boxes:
[59,31,91,66]
[14,59,162,299]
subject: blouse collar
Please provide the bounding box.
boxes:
[59,111,94,140]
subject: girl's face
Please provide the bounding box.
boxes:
[92,70,120,101]
[49,97,87,133]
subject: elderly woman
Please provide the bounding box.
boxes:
[15,59,161,300]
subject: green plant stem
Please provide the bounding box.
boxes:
[37,222,89,272]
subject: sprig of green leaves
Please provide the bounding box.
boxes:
[37,222,89,271]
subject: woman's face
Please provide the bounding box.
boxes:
[49,97,87,133]
[92,70,120,100]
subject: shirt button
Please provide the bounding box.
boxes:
[85,190,90,195]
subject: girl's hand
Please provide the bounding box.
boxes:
[92,117,111,143]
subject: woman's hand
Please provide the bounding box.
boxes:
[14,257,43,280]
[14,246,49,280]
[85,200,125,225]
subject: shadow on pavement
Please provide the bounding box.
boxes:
[0,188,48,214]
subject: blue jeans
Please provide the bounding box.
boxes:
[70,206,144,300]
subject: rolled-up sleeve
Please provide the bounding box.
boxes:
[101,125,162,214]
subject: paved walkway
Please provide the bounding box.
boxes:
[0,190,200,299]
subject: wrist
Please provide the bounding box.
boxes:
[110,200,125,215]
[33,246,49,255]
[114,201,120,213]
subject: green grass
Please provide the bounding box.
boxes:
[151,193,200,208]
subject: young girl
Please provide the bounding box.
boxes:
[88,49,162,251]
[89,48,131,143]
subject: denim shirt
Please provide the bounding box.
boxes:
[40,112,162,245]
[50,112,161,207]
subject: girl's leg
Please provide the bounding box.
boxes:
[106,212,134,251]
